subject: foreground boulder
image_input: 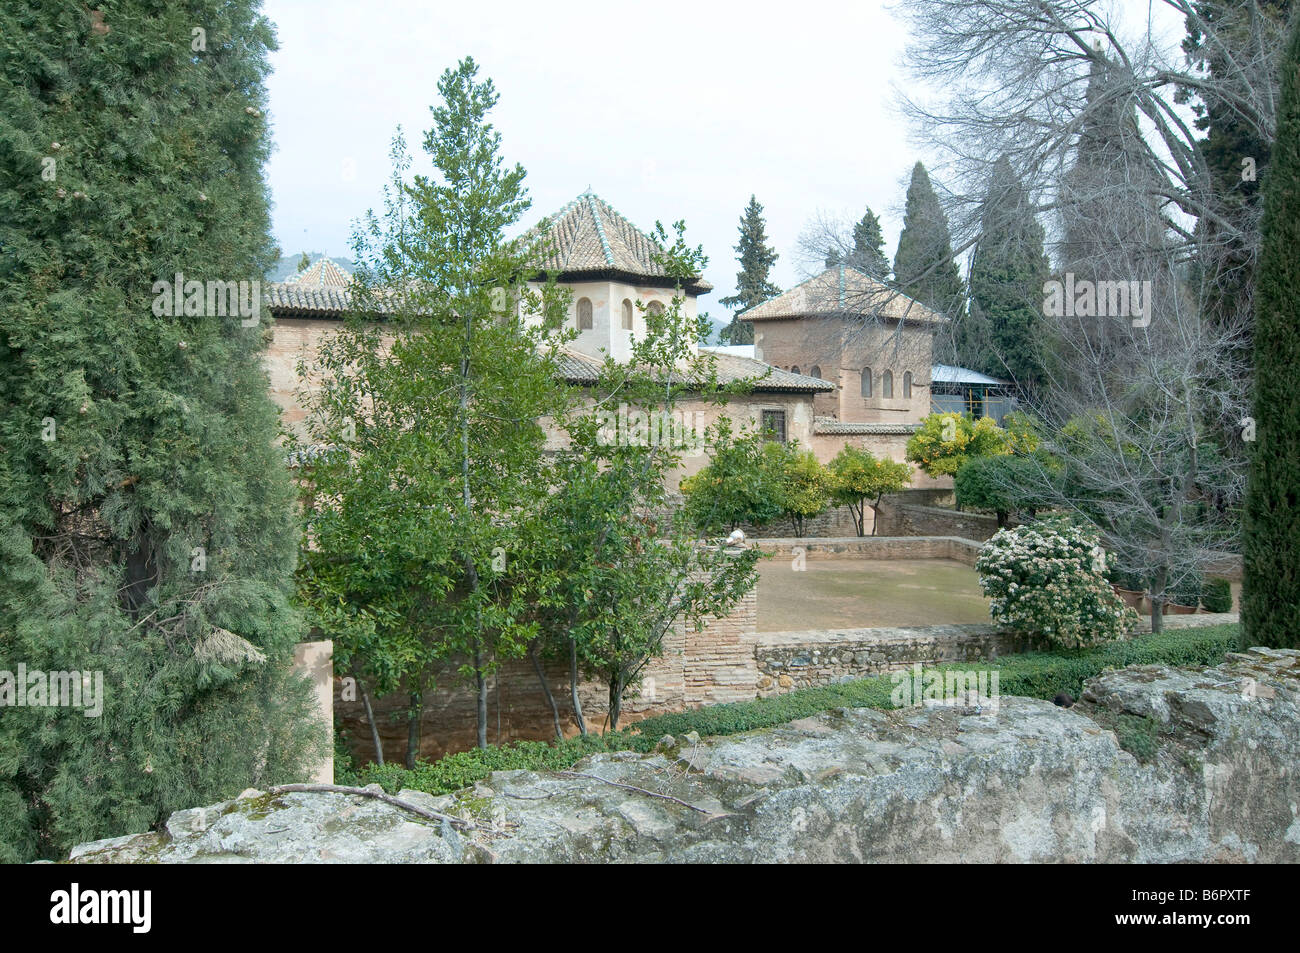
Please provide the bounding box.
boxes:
[69,648,1300,863]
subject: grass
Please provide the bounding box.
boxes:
[342,623,1244,796]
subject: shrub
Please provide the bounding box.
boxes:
[1202,579,1234,614]
[976,521,1139,649]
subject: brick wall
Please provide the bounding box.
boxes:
[336,587,758,764]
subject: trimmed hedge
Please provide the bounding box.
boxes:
[1202,579,1234,614]
[346,623,1244,796]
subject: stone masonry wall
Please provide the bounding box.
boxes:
[874,498,1004,541]
[755,624,1033,692]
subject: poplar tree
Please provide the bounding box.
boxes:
[719,195,780,344]
[0,2,321,862]
[1242,12,1300,648]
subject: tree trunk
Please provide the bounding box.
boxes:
[1151,566,1168,634]
[607,675,624,733]
[569,637,586,736]
[352,661,384,767]
[530,640,562,740]
[474,641,488,749]
[405,690,421,769]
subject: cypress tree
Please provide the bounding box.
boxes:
[1181,0,1292,342]
[1242,12,1300,648]
[850,206,890,280]
[967,157,1050,391]
[0,2,321,861]
[893,162,966,322]
[719,195,780,344]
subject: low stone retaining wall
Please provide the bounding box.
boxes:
[733,505,859,539]
[756,623,1031,692]
[752,535,983,565]
[874,498,1004,541]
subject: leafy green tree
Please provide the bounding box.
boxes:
[0,0,323,862]
[851,206,890,279]
[827,446,912,535]
[954,454,1049,527]
[1242,11,1300,649]
[767,443,833,536]
[294,60,573,761]
[967,157,1049,391]
[528,229,760,731]
[719,195,780,344]
[905,412,1013,478]
[680,417,784,532]
[893,162,967,322]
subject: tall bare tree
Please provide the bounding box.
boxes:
[893,0,1287,626]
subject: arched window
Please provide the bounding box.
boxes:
[903,371,913,399]
[646,300,664,317]
[577,298,593,330]
[621,299,634,330]
[810,365,822,380]
[860,367,872,398]
[791,365,800,375]
[882,370,894,398]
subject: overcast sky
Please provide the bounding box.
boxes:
[261,0,935,314]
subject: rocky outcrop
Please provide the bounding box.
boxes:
[68,647,1300,863]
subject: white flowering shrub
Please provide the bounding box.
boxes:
[975,522,1139,649]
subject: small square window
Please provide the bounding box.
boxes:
[761,409,787,443]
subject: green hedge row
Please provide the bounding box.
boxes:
[345,623,1244,796]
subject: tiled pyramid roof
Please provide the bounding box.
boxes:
[268,256,355,314]
[527,191,712,294]
[742,264,942,324]
[284,256,352,289]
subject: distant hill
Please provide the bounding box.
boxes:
[700,315,730,345]
[266,252,354,283]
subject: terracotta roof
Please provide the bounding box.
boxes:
[526,191,712,294]
[742,264,943,324]
[557,348,834,394]
[812,419,921,436]
[284,257,352,289]
[266,282,353,315]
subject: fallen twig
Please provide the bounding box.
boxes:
[557,771,728,818]
[265,783,476,831]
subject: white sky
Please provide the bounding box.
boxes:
[261,0,930,314]
[261,0,1188,312]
